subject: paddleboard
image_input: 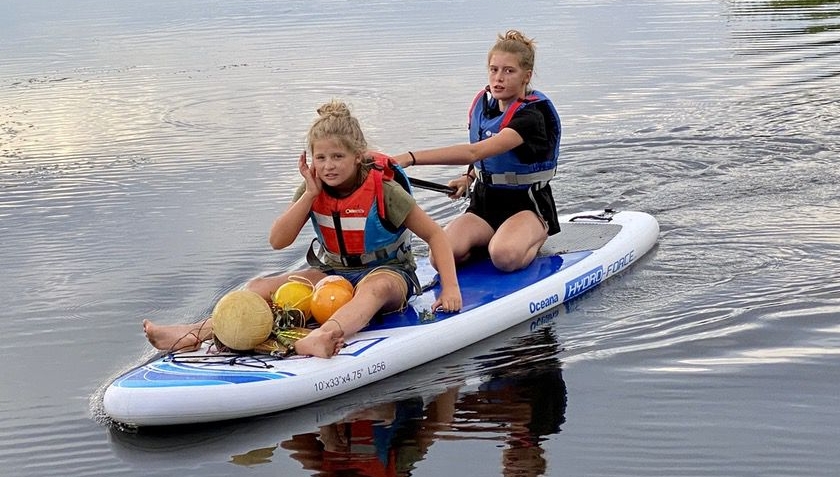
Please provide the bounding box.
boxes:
[108,306,567,463]
[103,208,658,426]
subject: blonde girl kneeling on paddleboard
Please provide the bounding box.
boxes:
[392,30,562,273]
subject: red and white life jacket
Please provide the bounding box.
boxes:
[307,152,412,268]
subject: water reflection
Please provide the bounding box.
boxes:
[107,311,568,476]
[724,0,840,90]
[728,0,840,20]
[278,327,566,476]
[727,0,840,37]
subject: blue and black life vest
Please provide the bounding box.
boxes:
[468,87,561,189]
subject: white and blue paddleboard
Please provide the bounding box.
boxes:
[103,209,659,427]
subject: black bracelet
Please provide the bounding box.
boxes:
[408,151,417,166]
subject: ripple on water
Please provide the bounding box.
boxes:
[559,200,840,371]
[0,410,126,476]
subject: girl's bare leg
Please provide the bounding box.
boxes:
[143,318,213,352]
[142,267,403,357]
[430,213,493,269]
[488,211,548,272]
[293,272,405,358]
[245,268,327,300]
[141,269,324,353]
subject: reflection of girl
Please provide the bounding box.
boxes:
[460,362,566,476]
[281,327,566,477]
[281,396,436,476]
[455,329,566,477]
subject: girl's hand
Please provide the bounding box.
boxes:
[298,151,322,196]
[447,175,473,199]
[432,285,462,314]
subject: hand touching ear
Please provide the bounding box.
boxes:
[298,151,322,195]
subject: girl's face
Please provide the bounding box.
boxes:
[311,137,362,191]
[487,51,531,104]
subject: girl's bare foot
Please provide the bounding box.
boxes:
[293,326,344,358]
[143,319,206,352]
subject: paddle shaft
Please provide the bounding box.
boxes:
[408,176,457,195]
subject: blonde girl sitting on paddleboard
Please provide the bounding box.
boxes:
[144,100,462,358]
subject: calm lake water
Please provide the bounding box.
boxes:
[2,1,839,476]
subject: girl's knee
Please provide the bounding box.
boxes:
[489,252,523,272]
[357,273,402,298]
[355,271,407,311]
[244,277,274,300]
[488,242,531,272]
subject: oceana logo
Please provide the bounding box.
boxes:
[529,293,560,313]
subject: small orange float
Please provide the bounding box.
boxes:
[315,275,354,294]
[310,276,354,324]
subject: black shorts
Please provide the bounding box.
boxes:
[466,181,561,235]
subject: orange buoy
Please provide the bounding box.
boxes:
[314,275,354,294]
[310,279,354,324]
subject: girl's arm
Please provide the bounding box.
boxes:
[403,205,462,312]
[393,127,524,169]
[269,152,321,250]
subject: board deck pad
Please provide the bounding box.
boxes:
[367,253,569,330]
[541,222,622,255]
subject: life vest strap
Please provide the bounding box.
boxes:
[307,230,412,268]
[477,168,555,188]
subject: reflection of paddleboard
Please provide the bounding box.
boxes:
[104,209,659,427]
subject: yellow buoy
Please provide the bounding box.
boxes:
[212,290,274,351]
[271,278,314,317]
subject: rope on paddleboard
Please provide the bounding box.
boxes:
[166,352,278,368]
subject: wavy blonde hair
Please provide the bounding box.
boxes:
[306,100,375,185]
[306,100,368,157]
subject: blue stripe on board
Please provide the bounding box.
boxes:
[114,360,291,388]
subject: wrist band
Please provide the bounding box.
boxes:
[408,151,417,166]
